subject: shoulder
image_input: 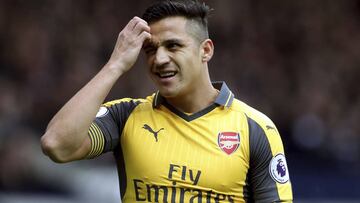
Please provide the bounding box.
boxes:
[232,98,286,158]
[231,98,276,130]
[102,94,155,108]
[96,94,156,118]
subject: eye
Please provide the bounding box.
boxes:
[166,43,181,50]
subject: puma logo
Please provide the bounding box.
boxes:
[142,124,164,142]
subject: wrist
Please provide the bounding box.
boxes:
[104,61,126,77]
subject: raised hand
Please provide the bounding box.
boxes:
[107,16,151,74]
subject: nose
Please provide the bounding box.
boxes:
[154,47,170,66]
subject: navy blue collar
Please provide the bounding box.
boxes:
[152,81,234,108]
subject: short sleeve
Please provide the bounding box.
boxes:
[247,117,293,202]
[86,99,142,159]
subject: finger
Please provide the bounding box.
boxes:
[137,31,151,43]
[131,16,148,30]
[124,16,142,31]
[133,21,150,36]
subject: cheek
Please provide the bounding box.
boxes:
[186,53,202,68]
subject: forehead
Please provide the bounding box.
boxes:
[149,16,191,43]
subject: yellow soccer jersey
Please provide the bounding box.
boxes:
[88,82,293,202]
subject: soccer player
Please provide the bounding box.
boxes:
[41,0,293,202]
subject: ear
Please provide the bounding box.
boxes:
[200,39,214,63]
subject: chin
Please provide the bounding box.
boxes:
[158,84,184,98]
[158,89,178,98]
[154,79,185,99]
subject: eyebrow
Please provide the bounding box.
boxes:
[163,39,184,47]
[143,38,184,50]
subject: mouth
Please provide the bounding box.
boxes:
[156,71,178,79]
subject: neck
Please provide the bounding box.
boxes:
[166,80,219,114]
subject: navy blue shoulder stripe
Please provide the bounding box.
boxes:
[246,116,280,202]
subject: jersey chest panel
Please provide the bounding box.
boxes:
[121,105,250,202]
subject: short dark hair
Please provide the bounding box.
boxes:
[142,0,211,42]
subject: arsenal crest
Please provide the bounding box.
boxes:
[218,132,240,155]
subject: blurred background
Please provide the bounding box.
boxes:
[0,0,360,202]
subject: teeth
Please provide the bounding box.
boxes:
[159,72,176,78]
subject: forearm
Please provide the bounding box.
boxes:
[41,17,150,163]
[41,63,123,162]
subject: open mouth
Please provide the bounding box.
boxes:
[156,71,177,79]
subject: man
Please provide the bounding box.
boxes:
[41,0,293,202]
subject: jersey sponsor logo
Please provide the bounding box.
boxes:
[142,124,164,142]
[217,132,240,155]
[269,153,290,184]
[95,106,109,118]
[133,164,235,202]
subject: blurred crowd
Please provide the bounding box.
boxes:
[0,0,359,200]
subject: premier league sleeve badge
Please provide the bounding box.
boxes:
[269,153,290,184]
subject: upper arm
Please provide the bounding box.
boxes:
[247,117,293,202]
